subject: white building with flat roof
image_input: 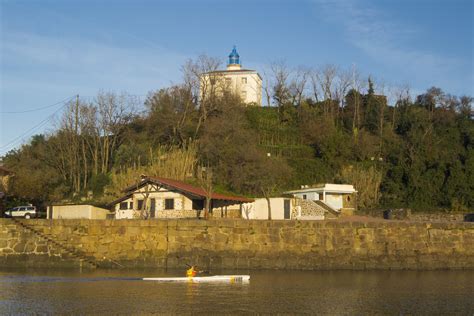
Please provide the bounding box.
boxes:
[200,46,262,105]
[285,184,357,215]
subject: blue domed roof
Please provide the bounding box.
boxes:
[228,46,240,65]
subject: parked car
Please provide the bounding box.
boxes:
[4,206,37,219]
[464,213,474,222]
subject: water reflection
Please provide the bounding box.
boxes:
[0,268,472,314]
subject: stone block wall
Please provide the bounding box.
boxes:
[155,210,198,219]
[0,220,79,267]
[0,219,473,270]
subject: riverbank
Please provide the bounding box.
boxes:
[0,218,473,269]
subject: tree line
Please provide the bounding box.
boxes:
[1,57,473,212]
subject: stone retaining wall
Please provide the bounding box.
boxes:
[0,219,473,270]
[408,213,466,222]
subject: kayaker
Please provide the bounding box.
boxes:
[186,265,199,277]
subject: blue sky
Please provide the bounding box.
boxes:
[1,0,473,156]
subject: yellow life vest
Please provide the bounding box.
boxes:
[186,267,195,277]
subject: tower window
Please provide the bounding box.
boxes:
[241,77,247,84]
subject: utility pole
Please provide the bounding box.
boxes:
[74,94,80,192]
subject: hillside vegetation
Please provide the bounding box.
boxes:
[2,59,473,212]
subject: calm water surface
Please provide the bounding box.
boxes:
[0,268,472,315]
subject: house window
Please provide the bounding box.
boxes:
[119,202,128,210]
[318,193,324,200]
[303,194,307,200]
[129,202,133,210]
[241,77,247,84]
[137,199,144,210]
[241,91,247,99]
[165,198,174,210]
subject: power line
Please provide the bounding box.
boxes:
[0,95,76,114]
[0,93,147,154]
[0,97,73,152]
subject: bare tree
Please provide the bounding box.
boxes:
[181,55,224,137]
[374,79,387,153]
[95,92,137,174]
[51,97,85,193]
[271,61,291,108]
[314,64,338,118]
[182,54,221,99]
[350,65,365,135]
[458,95,473,118]
[309,68,322,103]
[262,66,274,107]
[48,93,136,195]
[334,68,352,124]
[197,165,213,219]
[390,84,411,130]
[288,66,309,106]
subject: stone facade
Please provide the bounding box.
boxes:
[0,219,473,270]
[292,199,327,219]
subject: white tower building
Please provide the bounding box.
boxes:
[200,46,262,106]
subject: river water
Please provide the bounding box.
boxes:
[0,268,472,315]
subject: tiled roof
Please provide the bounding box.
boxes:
[107,193,133,207]
[123,176,254,203]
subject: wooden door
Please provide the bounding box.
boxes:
[284,200,291,219]
[150,198,156,218]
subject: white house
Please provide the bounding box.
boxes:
[284,184,357,215]
[109,176,253,219]
[200,46,262,105]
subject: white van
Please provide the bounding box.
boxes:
[5,206,37,219]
